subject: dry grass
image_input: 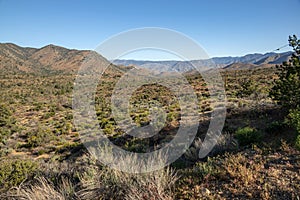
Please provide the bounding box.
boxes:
[176,143,300,200]
[4,177,76,200]
[78,166,177,200]
[2,151,178,200]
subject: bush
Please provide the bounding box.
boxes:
[235,126,262,146]
[286,108,300,133]
[184,133,238,161]
[26,126,56,148]
[0,159,38,192]
[237,79,257,98]
[266,121,285,134]
[194,158,219,180]
[0,104,18,144]
[296,135,300,150]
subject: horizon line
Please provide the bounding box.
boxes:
[0,41,292,61]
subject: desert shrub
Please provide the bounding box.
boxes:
[0,159,38,192]
[42,111,55,119]
[0,104,12,127]
[237,79,257,97]
[194,158,219,180]
[0,104,19,144]
[286,107,300,133]
[235,126,262,146]
[184,133,238,162]
[26,126,56,148]
[266,120,285,134]
[0,128,11,145]
[295,135,300,150]
[221,152,264,187]
[53,120,72,135]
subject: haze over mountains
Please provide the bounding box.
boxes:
[113,51,293,72]
[0,43,292,74]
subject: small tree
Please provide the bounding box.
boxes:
[270,35,300,109]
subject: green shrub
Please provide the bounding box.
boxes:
[0,159,38,191]
[42,111,55,119]
[235,126,262,146]
[266,121,285,134]
[296,135,300,150]
[0,104,12,127]
[26,126,56,148]
[194,158,218,180]
[286,108,300,133]
[0,104,18,144]
[237,79,257,97]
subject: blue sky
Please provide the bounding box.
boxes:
[0,0,300,59]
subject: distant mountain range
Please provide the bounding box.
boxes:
[113,51,293,72]
[0,43,293,74]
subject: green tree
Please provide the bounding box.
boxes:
[270,35,300,109]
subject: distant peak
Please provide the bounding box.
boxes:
[41,44,66,49]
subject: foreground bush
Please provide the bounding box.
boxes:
[0,159,38,193]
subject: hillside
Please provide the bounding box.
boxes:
[0,43,109,74]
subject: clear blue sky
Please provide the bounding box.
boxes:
[1,0,300,59]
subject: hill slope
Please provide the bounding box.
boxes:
[0,43,110,74]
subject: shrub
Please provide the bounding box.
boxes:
[0,159,38,192]
[0,104,18,144]
[0,104,12,127]
[221,152,264,187]
[266,121,285,134]
[296,135,300,150]
[194,158,219,180]
[235,126,262,146]
[237,79,257,98]
[286,107,300,133]
[26,126,56,148]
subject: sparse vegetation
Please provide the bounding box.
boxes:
[0,39,300,199]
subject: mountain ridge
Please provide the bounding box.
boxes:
[0,43,293,74]
[113,51,293,72]
[0,43,108,74]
